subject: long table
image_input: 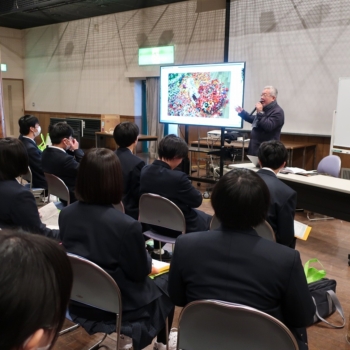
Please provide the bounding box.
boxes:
[231,163,350,221]
[191,139,317,169]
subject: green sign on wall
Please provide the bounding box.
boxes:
[138,46,174,66]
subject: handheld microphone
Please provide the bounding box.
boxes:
[249,107,257,116]
[249,101,263,116]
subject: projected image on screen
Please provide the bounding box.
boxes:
[168,72,230,118]
[160,63,245,128]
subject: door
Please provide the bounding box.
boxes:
[2,79,24,137]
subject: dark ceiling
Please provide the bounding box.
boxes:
[0,0,188,30]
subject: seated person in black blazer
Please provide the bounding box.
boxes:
[42,122,84,204]
[0,138,59,239]
[140,134,212,260]
[257,140,297,248]
[113,122,145,220]
[59,148,174,350]
[168,169,315,350]
[18,114,47,190]
[0,231,73,350]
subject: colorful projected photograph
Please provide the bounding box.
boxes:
[167,72,231,119]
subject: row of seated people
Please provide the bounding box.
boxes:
[15,116,213,260]
[0,133,314,350]
[16,116,296,252]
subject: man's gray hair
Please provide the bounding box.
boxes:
[264,86,278,98]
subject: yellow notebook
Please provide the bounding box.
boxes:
[294,220,312,240]
[149,259,170,279]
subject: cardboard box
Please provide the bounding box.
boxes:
[101,114,120,133]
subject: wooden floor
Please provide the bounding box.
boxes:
[54,184,350,350]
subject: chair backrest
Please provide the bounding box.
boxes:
[210,215,276,242]
[253,220,276,242]
[139,193,186,233]
[210,214,221,230]
[177,300,298,350]
[67,254,122,346]
[21,166,32,188]
[317,155,341,178]
[20,166,45,198]
[44,172,70,205]
[68,253,122,313]
[113,201,125,213]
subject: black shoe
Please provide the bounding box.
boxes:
[151,250,172,262]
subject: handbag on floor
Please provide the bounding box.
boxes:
[304,259,345,328]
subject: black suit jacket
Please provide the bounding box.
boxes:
[115,148,145,220]
[257,168,297,248]
[59,201,161,311]
[140,160,207,233]
[19,135,47,189]
[0,179,58,239]
[168,228,315,350]
[42,146,84,203]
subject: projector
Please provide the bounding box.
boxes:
[207,130,227,139]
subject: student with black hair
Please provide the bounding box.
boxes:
[169,169,315,350]
[42,122,84,204]
[59,148,175,350]
[113,122,145,219]
[0,231,72,350]
[18,114,47,190]
[257,140,297,248]
[0,138,59,239]
[140,134,211,261]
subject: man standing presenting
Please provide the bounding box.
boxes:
[235,86,284,156]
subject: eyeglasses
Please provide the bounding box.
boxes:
[260,93,271,98]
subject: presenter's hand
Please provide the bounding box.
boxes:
[255,102,263,113]
[70,138,79,151]
[235,106,243,113]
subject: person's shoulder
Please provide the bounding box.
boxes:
[257,169,276,178]
[0,180,25,195]
[275,103,284,113]
[120,149,144,165]
[258,236,299,262]
[42,147,61,157]
[177,230,211,244]
[257,170,277,185]
[272,175,295,196]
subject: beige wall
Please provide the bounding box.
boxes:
[3,0,350,137]
[0,26,24,80]
[23,2,225,116]
[0,27,25,136]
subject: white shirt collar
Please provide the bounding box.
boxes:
[261,167,276,174]
[49,145,66,153]
[22,135,36,143]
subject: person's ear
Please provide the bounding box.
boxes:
[23,329,45,350]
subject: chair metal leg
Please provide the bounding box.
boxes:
[307,211,334,221]
[59,323,80,335]
[88,333,107,350]
[166,317,169,350]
